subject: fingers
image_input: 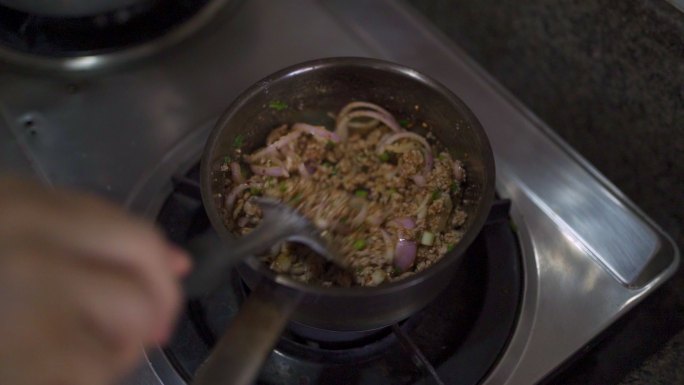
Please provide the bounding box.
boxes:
[0,178,190,385]
[0,243,146,385]
[0,177,186,347]
[168,245,193,277]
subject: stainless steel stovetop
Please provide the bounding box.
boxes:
[0,1,679,384]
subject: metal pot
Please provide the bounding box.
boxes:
[193,57,495,385]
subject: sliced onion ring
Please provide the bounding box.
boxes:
[350,202,369,226]
[337,101,395,121]
[336,102,394,132]
[250,164,289,177]
[393,217,416,229]
[225,183,251,212]
[293,123,340,143]
[266,124,288,145]
[336,110,402,140]
[297,162,311,178]
[246,130,302,161]
[394,239,417,271]
[230,161,244,184]
[378,131,434,175]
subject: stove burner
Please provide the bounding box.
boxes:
[157,164,522,385]
[277,317,421,364]
[0,0,243,71]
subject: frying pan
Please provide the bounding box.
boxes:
[192,57,495,385]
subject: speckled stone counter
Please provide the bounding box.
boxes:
[406,0,684,383]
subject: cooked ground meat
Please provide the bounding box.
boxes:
[217,101,468,287]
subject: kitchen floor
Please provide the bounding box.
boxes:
[406,0,684,383]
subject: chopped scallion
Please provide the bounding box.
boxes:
[269,100,288,111]
[354,189,369,198]
[450,182,460,193]
[291,193,303,204]
[379,151,390,162]
[232,134,245,148]
[353,239,367,250]
[420,231,435,246]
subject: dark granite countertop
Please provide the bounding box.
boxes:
[406,0,684,383]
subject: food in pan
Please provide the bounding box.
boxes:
[218,101,468,287]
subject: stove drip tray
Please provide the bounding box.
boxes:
[157,164,522,385]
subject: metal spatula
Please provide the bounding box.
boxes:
[183,198,345,297]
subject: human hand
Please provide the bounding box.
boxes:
[0,176,191,385]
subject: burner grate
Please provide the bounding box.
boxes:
[0,1,213,57]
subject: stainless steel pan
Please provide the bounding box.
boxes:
[192,57,496,385]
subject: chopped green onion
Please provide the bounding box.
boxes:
[379,151,390,162]
[290,193,303,204]
[223,155,231,163]
[269,100,288,111]
[420,231,435,246]
[450,182,460,193]
[392,267,403,275]
[249,187,262,195]
[354,189,369,198]
[447,244,455,252]
[325,141,335,150]
[353,239,367,250]
[388,187,398,195]
[278,181,287,192]
[233,134,245,148]
[438,153,448,160]
[399,119,410,128]
[431,189,441,201]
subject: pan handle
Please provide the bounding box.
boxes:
[191,283,301,385]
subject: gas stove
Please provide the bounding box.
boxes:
[0,0,678,384]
